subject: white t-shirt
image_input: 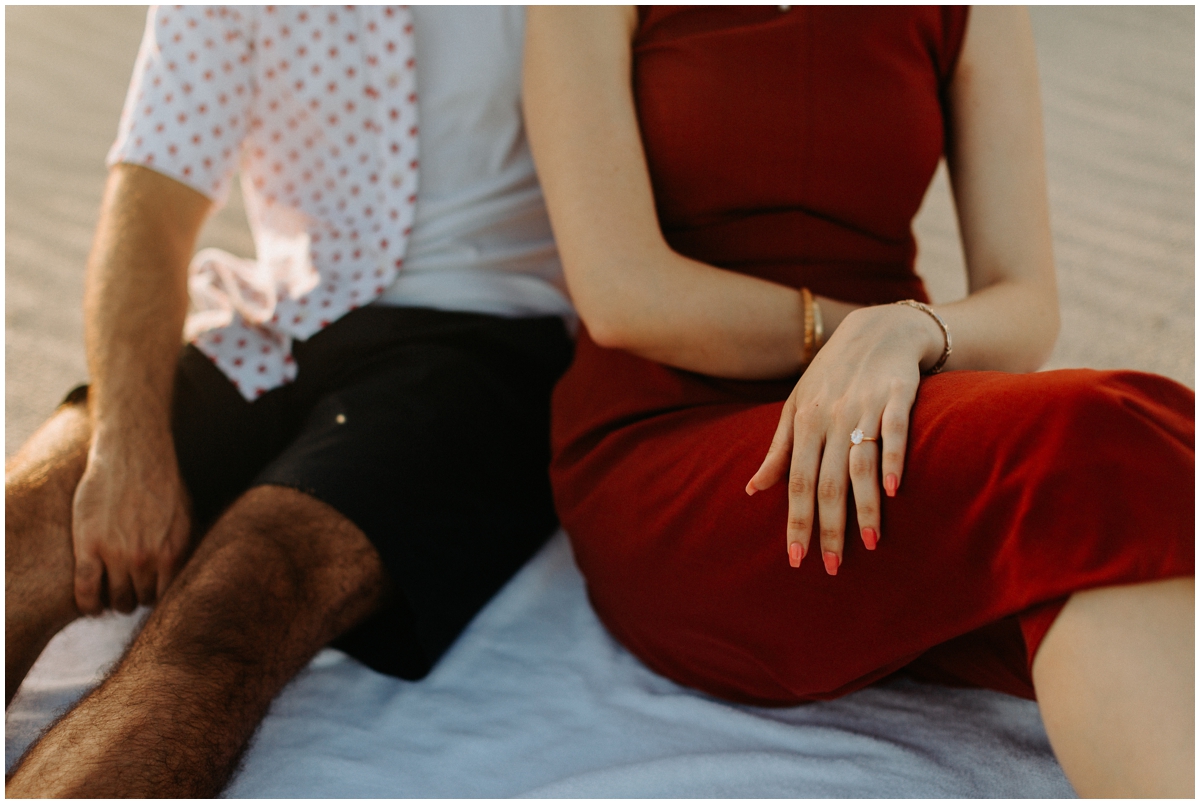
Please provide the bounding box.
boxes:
[109,6,572,398]
[376,7,573,322]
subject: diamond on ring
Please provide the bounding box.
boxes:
[850,429,877,447]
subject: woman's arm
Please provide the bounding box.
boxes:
[749,7,1061,571]
[937,6,1060,372]
[524,6,859,381]
[524,6,1058,381]
[527,5,1061,572]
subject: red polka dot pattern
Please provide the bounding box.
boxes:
[109,6,419,399]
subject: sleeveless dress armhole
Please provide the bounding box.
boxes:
[939,6,971,90]
[938,7,970,152]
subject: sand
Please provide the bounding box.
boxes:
[5,6,1194,456]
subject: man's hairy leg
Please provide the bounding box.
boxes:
[6,484,388,798]
[6,402,91,706]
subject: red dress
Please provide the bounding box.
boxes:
[550,6,1194,706]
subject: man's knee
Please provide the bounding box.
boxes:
[6,399,92,579]
[6,396,91,496]
[221,485,385,594]
[151,485,387,663]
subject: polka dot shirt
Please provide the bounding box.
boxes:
[108,5,419,400]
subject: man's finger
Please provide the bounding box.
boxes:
[103,554,137,614]
[156,507,191,601]
[73,550,105,616]
[156,554,174,603]
[130,550,158,607]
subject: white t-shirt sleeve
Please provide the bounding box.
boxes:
[107,5,255,206]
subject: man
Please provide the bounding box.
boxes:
[5,6,573,796]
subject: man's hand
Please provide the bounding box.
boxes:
[71,428,191,615]
[72,163,212,615]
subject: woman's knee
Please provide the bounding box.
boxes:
[1056,370,1190,437]
[1032,371,1191,490]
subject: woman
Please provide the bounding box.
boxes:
[523,6,1193,797]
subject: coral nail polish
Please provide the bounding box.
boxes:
[788,542,804,567]
[822,551,840,576]
[884,473,898,497]
[861,527,878,550]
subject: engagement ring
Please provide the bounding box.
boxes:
[850,429,877,447]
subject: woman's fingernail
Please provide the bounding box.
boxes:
[822,551,840,576]
[746,479,757,496]
[884,473,899,497]
[861,527,878,550]
[788,542,804,567]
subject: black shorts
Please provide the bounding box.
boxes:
[66,306,573,679]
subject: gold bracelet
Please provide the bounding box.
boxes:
[812,295,824,352]
[894,299,951,374]
[800,287,815,365]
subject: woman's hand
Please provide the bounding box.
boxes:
[746,303,944,574]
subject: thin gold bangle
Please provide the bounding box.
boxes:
[894,299,951,374]
[800,287,815,365]
[812,295,824,352]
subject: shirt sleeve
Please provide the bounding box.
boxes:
[107,5,256,206]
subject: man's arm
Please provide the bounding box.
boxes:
[72,163,212,615]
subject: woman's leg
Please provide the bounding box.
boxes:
[1032,577,1194,797]
[556,366,1194,707]
[555,333,1196,796]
